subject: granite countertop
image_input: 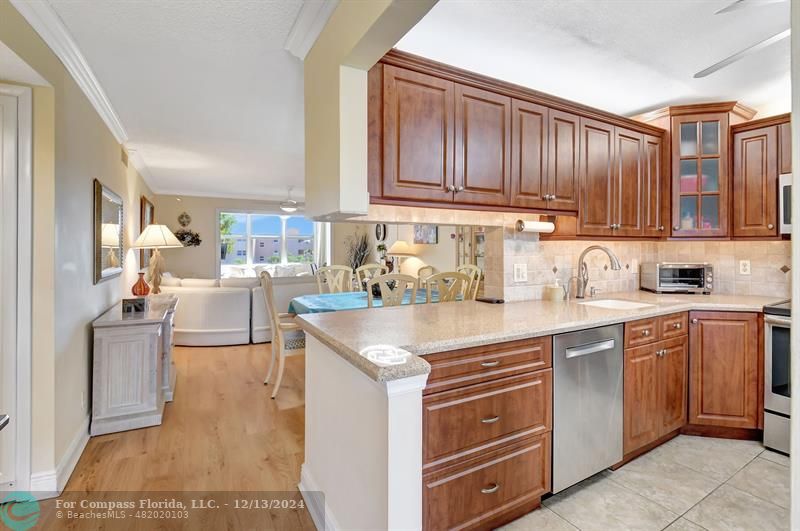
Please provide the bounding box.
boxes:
[93,293,179,328]
[296,291,785,383]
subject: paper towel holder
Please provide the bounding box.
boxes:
[515,219,556,233]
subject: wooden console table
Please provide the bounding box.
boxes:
[90,294,178,436]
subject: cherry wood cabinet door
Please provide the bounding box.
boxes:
[510,100,549,209]
[659,336,688,435]
[642,134,664,237]
[689,311,760,429]
[623,344,660,455]
[548,109,580,212]
[732,126,778,238]
[779,121,792,175]
[454,84,512,206]
[614,127,644,237]
[578,118,615,236]
[382,65,455,203]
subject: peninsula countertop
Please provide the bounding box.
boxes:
[296,291,785,383]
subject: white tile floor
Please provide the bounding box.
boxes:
[501,435,790,531]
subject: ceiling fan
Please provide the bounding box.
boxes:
[694,0,789,78]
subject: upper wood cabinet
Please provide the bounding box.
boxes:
[369,51,665,218]
[642,134,666,237]
[454,85,512,206]
[380,65,455,203]
[779,121,792,175]
[688,311,761,429]
[732,125,778,238]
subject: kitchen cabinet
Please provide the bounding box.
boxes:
[779,121,792,175]
[643,134,666,237]
[369,51,665,218]
[688,311,761,429]
[623,314,688,456]
[732,125,778,238]
[380,65,455,203]
[454,84,512,206]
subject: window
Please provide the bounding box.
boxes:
[219,212,319,276]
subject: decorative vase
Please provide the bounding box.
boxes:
[132,272,150,296]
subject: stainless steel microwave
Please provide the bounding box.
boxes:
[780,173,791,234]
[640,263,713,294]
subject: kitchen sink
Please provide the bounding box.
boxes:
[579,299,655,310]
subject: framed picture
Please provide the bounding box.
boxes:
[94,179,124,284]
[140,196,155,267]
[413,224,438,244]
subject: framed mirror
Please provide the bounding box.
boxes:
[94,179,124,284]
[139,195,155,268]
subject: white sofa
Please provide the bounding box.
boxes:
[160,274,317,346]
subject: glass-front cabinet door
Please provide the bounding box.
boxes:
[671,114,729,237]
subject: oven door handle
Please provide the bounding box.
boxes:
[765,315,792,327]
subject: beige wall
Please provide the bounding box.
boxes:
[1,0,153,475]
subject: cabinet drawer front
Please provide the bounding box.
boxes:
[424,371,552,465]
[424,337,551,395]
[424,434,550,531]
[625,318,658,348]
[659,312,688,340]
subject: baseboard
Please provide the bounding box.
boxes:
[299,464,341,531]
[30,416,90,499]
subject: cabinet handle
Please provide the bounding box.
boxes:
[658,226,665,231]
[768,224,775,229]
[691,318,698,324]
[642,329,651,337]
[673,323,682,329]
[481,415,500,424]
[447,185,456,192]
[481,483,500,494]
[480,360,500,368]
[457,185,465,192]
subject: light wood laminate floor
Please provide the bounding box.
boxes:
[38,344,313,530]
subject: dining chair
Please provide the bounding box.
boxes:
[426,271,471,303]
[456,264,482,300]
[260,271,305,399]
[417,265,439,287]
[366,274,418,308]
[355,263,388,290]
[315,265,355,294]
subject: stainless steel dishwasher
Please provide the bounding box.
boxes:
[552,324,623,493]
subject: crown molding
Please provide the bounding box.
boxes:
[284,0,339,60]
[10,0,128,144]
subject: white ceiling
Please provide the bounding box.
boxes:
[47,0,306,200]
[397,0,791,118]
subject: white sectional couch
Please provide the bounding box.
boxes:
[159,274,318,346]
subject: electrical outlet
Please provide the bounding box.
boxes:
[513,263,528,283]
[739,260,751,275]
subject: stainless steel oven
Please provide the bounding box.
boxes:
[640,263,713,294]
[764,300,791,454]
[779,173,792,235]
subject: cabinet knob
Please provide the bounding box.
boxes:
[691,318,698,324]
[768,223,775,229]
[642,329,651,337]
[456,185,465,192]
[658,226,665,231]
[447,184,456,192]
[673,323,681,329]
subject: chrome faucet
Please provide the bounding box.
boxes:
[575,245,622,299]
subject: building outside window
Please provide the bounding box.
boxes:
[219,212,318,276]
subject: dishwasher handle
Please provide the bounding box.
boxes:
[565,338,616,359]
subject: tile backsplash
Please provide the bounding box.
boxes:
[486,230,791,301]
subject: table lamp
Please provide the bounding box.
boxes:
[131,224,183,294]
[387,240,416,273]
[100,223,121,268]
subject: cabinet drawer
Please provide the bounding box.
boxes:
[424,371,552,466]
[625,318,658,348]
[424,433,550,531]
[659,312,688,340]
[424,337,551,395]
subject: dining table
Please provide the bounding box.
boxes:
[288,289,445,314]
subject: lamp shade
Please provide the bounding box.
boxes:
[387,240,415,257]
[100,223,120,247]
[132,224,183,249]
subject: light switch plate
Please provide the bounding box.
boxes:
[739,260,751,275]
[513,263,528,283]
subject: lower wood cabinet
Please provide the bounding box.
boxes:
[422,337,553,530]
[688,311,762,429]
[624,335,688,455]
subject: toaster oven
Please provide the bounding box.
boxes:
[640,263,713,294]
